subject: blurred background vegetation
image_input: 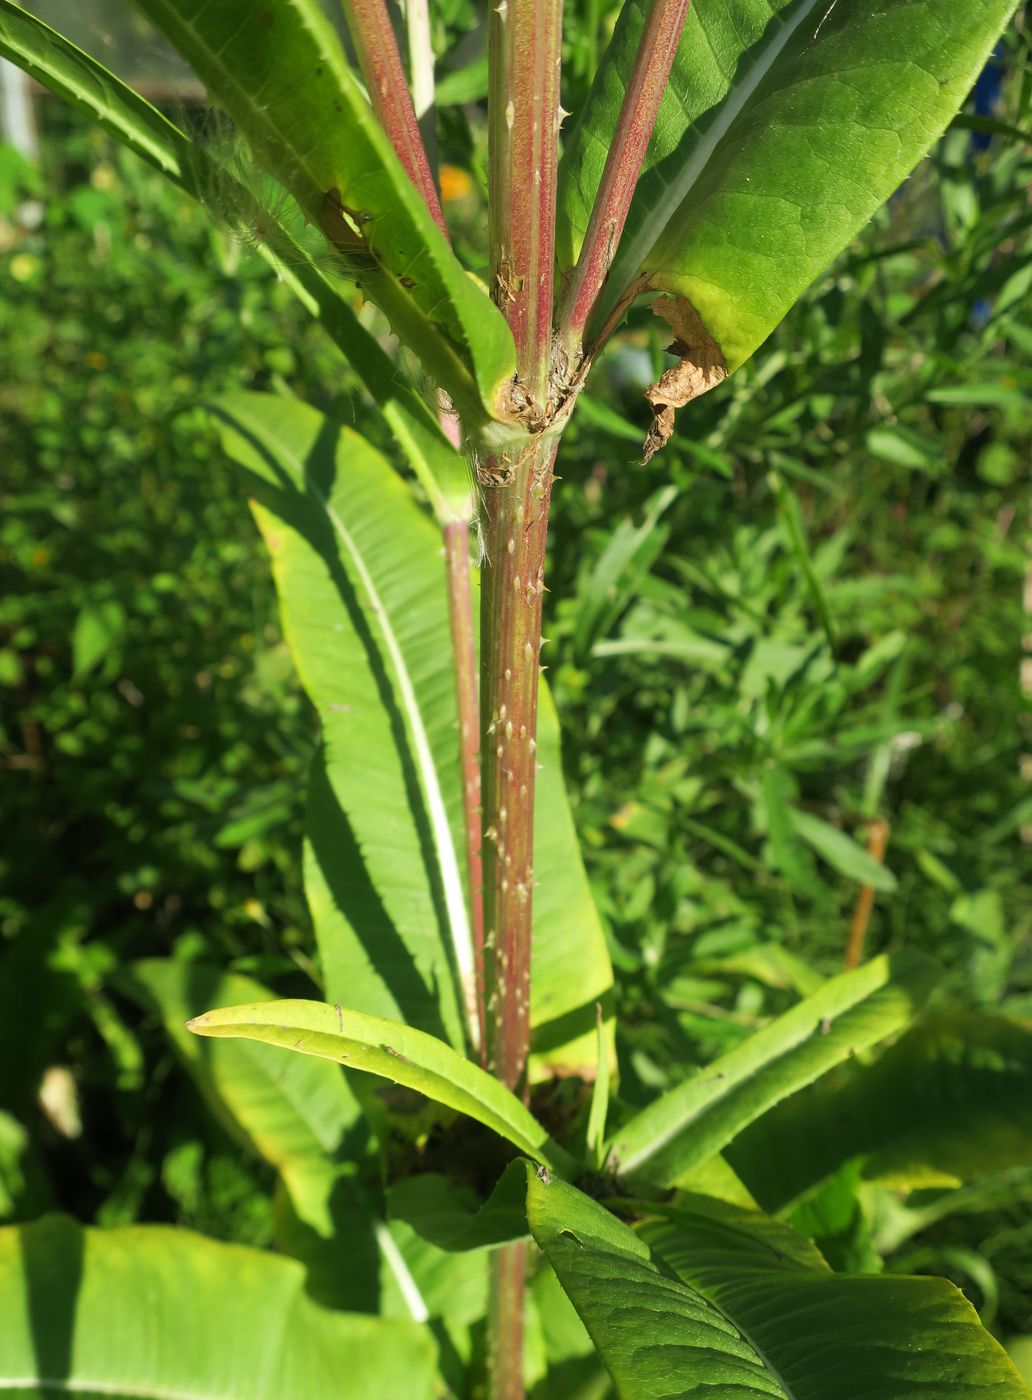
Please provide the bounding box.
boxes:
[0,0,1030,1353]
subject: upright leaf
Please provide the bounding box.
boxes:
[212,392,474,1051]
[607,951,939,1187]
[560,0,1017,387]
[135,0,519,436]
[213,392,614,1078]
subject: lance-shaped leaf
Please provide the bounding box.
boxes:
[607,951,939,1187]
[559,0,1017,418]
[0,1215,437,1398]
[187,998,572,1174]
[133,0,518,439]
[0,1,473,522]
[526,1169,1030,1400]
[212,392,614,1080]
[211,391,475,1052]
[728,1012,1032,1212]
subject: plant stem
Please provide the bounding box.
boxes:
[479,435,557,1092]
[555,0,691,360]
[483,5,563,1390]
[844,818,890,969]
[488,0,563,403]
[400,0,439,180]
[340,0,448,236]
[444,518,486,1060]
[488,1241,527,1400]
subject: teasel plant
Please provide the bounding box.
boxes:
[0,0,1026,1396]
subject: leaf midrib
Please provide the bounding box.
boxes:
[253,421,476,1048]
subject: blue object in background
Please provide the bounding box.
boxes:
[971,41,1006,152]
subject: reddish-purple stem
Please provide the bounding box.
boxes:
[488,0,563,403]
[341,0,449,238]
[556,0,691,356]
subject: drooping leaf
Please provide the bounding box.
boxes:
[187,998,572,1174]
[526,1170,1029,1399]
[560,0,1017,378]
[134,0,519,437]
[729,1013,1032,1211]
[0,1215,438,1398]
[0,1,474,522]
[120,961,408,1314]
[606,951,939,1187]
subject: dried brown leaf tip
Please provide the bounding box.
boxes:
[643,296,727,463]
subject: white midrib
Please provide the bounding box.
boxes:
[307,482,479,1052]
[596,0,824,326]
[239,405,476,1047]
[375,1219,431,1323]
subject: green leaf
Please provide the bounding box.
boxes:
[572,484,678,662]
[561,0,1017,373]
[0,1,473,521]
[585,1004,611,1170]
[531,683,616,1078]
[791,809,898,892]
[642,1195,1031,1400]
[0,1215,438,1397]
[388,1159,531,1253]
[767,467,836,649]
[135,0,518,437]
[71,598,125,680]
[527,1170,1029,1399]
[120,961,405,1314]
[122,959,363,1170]
[760,765,821,896]
[211,391,475,1052]
[729,1013,1032,1212]
[213,391,614,1080]
[187,998,572,1174]
[606,951,939,1188]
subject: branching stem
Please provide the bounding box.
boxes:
[555,0,691,358]
[340,0,448,235]
[488,0,563,402]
